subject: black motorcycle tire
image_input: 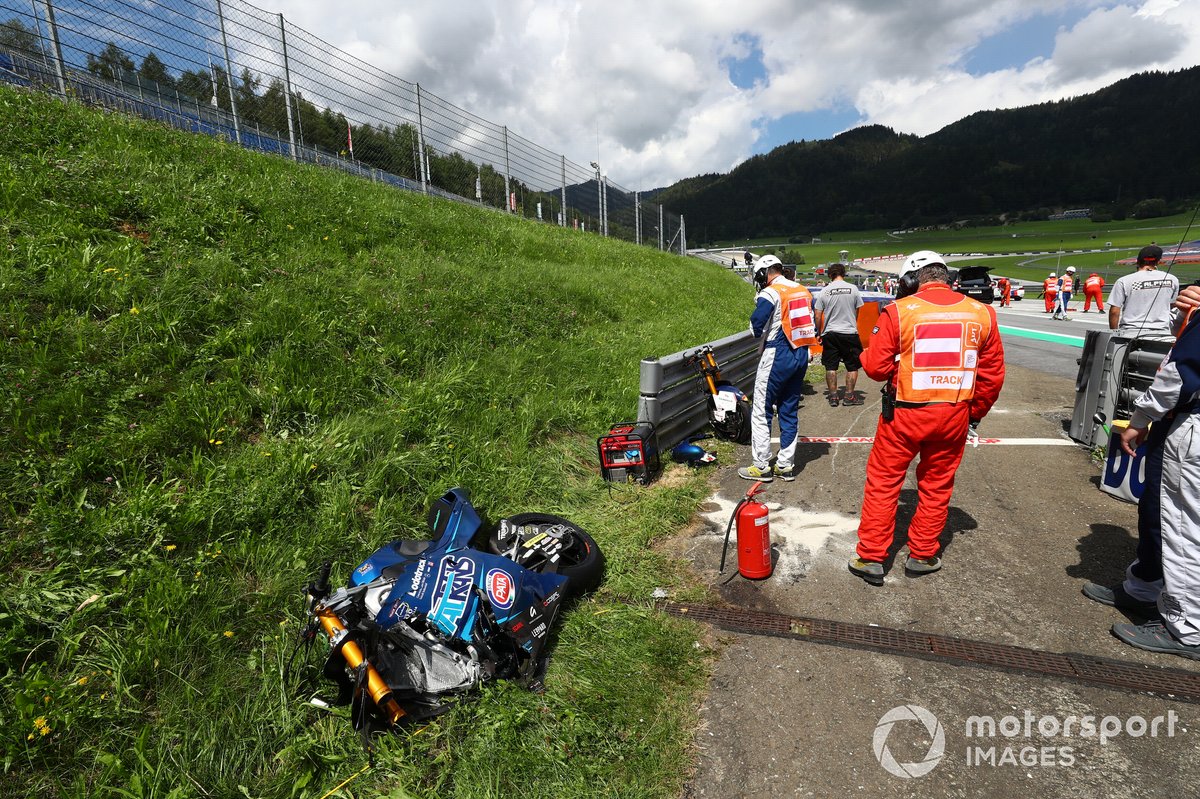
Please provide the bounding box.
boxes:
[712,397,752,444]
[485,513,605,596]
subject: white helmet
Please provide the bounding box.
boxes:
[1049,271,1057,278]
[751,254,783,289]
[899,250,945,279]
[1066,266,1076,273]
[896,250,944,299]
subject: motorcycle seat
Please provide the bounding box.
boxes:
[393,539,434,557]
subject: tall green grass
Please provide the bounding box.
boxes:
[0,86,749,797]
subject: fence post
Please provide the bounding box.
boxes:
[601,176,608,236]
[560,155,567,227]
[680,215,686,255]
[215,0,241,145]
[278,13,297,160]
[415,83,428,193]
[635,191,641,245]
[659,205,664,251]
[41,0,67,95]
[503,126,512,212]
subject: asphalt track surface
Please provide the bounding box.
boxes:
[665,309,1197,798]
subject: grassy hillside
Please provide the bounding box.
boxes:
[0,86,753,798]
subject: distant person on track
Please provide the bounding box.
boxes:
[739,256,818,483]
[996,276,1011,307]
[1042,271,1058,313]
[1052,266,1076,320]
[1109,245,1180,337]
[813,263,865,407]
[885,275,898,295]
[1082,271,1105,312]
[848,251,1006,586]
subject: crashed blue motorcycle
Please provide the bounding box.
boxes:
[302,488,604,729]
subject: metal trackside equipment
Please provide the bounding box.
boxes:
[597,422,661,485]
[1071,331,1171,449]
[638,330,760,454]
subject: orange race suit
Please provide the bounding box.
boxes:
[1043,277,1058,313]
[1083,273,1105,312]
[855,282,1006,563]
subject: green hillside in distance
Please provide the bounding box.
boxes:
[660,66,1200,241]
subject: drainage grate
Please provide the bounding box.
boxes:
[660,601,1200,703]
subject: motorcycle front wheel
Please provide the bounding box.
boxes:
[485,513,605,596]
[713,397,752,444]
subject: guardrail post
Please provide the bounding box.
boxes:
[639,358,665,427]
[658,205,664,250]
[560,155,567,227]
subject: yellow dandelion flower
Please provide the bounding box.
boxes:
[223,630,234,638]
[100,693,107,700]
[209,438,215,444]
[263,451,271,457]
[215,440,223,446]
[27,733,33,741]
[310,463,317,471]
[129,306,139,314]
[164,544,177,552]
[323,236,329,241]
[103,268,117,273]
[33,717,50,736]
[76,676,89,686]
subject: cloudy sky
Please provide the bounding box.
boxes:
[268,0,1199,190]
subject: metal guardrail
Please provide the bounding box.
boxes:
[637,329,759,453]
[1070,331,1172,447]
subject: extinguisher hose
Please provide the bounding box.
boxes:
[719,498,748,574]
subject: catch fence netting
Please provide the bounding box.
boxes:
[0,0,685,250]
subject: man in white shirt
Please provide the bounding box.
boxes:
[1109,245,1180,336]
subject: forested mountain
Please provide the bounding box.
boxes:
[659,67,1200,240]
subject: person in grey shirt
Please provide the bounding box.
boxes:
[813,263,865,405]
[1109,245,1180,336]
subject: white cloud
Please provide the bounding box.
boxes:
[266,0,1200,188]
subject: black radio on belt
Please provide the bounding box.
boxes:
[881,384,896,422]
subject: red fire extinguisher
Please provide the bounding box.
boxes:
[719,481,773,579]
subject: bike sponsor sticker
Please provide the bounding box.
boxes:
[486,568,515,611]
[429,556,477,633]
[408,558,431,599]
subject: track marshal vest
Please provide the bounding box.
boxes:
[895,295,994,403]
[771,280,819,349]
